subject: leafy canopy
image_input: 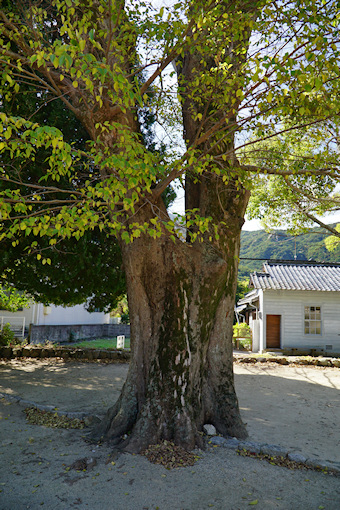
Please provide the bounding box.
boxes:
[0,0,340,253]
[0,281,30,312]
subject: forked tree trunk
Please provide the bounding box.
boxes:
[89,0,254,454]
[95,193,249,452]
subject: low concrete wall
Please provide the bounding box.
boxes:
[29,323,130,344]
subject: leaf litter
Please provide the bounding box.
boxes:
[141,440,200,469]
[24,407,86,429]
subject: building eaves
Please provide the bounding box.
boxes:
[249,260,340,292]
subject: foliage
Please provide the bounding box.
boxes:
[324,224,340,252]
[0,70,125,311]
[120,310,130,324]
[238,226,340,280]
[235,279,250,304]
[233,323,252,350]
[0,323,15,346]
[111,295,128,317]
[237,338,252,350]
[0,230,126,312]
[243,125,340,234]
[0,281,31,312]
[233,322,251,339]
[0,0,339,247]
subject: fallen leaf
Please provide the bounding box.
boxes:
[249,500,258,505]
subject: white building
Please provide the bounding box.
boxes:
[236,260,340,355]
[0,302,110,338]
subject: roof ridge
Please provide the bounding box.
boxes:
[250,262,340,292]
[265,259,340,267]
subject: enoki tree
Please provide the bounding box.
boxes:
[1,0,340,451]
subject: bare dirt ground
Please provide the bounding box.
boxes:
[0,359,339,510]
[234,362,340,463]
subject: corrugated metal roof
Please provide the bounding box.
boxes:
[250,261,340,292]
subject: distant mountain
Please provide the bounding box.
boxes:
[238,226,340,280]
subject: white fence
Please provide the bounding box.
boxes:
[0,316,26,338]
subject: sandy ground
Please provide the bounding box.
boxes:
[0,359,339,510]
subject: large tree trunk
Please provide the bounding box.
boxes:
[90,0,254,452]
[95,187,249,452]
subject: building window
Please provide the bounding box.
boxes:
[304,306,321,335]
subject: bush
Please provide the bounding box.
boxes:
[0,323,15,346]
[233,323,252,351]
[237,337,252,350]
[120,311,130,324]
[233,322,251,338]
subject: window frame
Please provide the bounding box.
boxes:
[304,305,322,335]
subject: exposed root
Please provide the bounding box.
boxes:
[91,375,138,443]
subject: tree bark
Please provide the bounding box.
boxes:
[93,0,254,453]
[95,184,249,451]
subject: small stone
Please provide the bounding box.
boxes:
[24,347,36,358]
[260,444,287,457]
[238,441,261,454]
[203,424,217,436]
[317,358,332,367]
[288,452,307,463]
[305,458,338,472]
[223,438,240,449]
[209,436,227,446]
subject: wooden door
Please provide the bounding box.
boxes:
[266,315,281,348]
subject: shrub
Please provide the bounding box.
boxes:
[69,330,76,343]
[233,323,252,351]
[120,311,130,324]
[233,322,251,338]
[0,323,15,346]
[237,337,252,351]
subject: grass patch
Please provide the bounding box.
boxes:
[69,337,130,350]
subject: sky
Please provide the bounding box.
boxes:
[168,189,340,232]
[151,0,340,234]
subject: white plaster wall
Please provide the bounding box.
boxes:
[258,289,264,352]
[0,302,35,326]
[251,320,261,352]
[35,303,110,325]
[262,290,340,352]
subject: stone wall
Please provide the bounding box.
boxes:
[0,345,131,362]
[29,323,131,344]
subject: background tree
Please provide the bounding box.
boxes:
[244,123,340,235]
[0,281,30,312]
[0,57,175,311]
[1,0,340,452]
[325,224,340,252]
[0,83,126,310]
